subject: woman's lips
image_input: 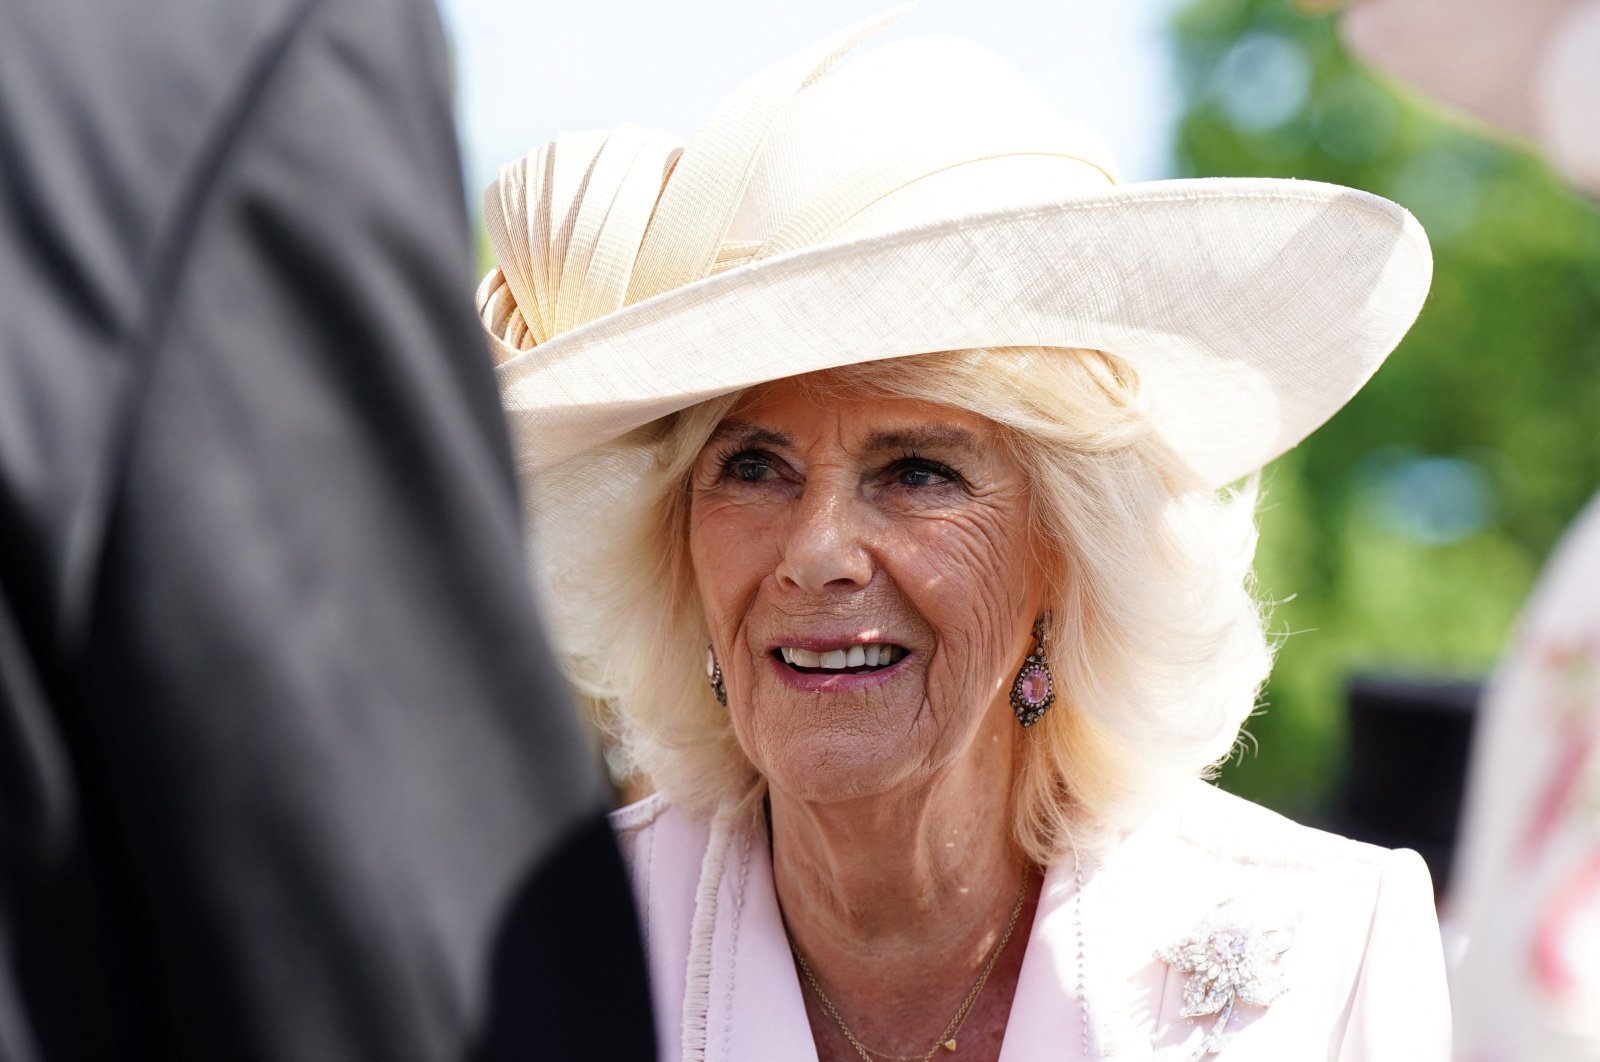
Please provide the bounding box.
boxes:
[767,649,911,692]
[777,643,906,669]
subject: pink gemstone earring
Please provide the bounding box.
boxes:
[1010,616,1055,728]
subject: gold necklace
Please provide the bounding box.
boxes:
[786,868,1032,1062]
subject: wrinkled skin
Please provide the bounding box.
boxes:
[687,374,1047,1062]
[689,377,1044,802]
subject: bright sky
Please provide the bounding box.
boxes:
[438,0,1186,210]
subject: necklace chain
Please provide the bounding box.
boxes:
[787,868,1032,1062]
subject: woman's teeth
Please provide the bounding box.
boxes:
[778,644,906,670]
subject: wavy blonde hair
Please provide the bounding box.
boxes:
[548,346,1273,864]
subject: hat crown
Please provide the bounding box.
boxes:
[477,11,1119,362]
[724,35,1119,253]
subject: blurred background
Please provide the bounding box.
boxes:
[437,0,1600,869]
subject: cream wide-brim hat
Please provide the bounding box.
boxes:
[480,5,1432,549]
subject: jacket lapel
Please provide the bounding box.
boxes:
[702,821,819,1062]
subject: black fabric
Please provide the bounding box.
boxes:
[0,0,655,1057]
[473,813,659,1062]
[1338,675,1481,897]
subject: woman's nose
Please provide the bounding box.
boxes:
[774,483,873,595]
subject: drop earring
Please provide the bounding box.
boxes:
[1010,615,1055,728]
[706,644,727,706]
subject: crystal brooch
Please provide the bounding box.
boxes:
[1156,904,1293,1058]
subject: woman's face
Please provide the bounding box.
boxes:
[688,375,1045,802]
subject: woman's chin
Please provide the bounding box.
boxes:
[756,730,939,806]
[735,669,968,804]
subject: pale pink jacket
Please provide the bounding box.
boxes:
[612,778,1450,1061]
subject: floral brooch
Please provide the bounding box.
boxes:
[1156,904,1294,1059]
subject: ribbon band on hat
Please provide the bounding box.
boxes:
[477,1,1124,368]
[478,4,919,365]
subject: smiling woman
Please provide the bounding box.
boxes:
[696,381,1044,809]
[594,350,1269,867]
[475,8,1449,1061]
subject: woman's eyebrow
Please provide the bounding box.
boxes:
[861,426,980,455]
[707,420,793,450]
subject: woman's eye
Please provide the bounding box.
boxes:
[734,459,771,482]
[889,458,958,488]
[716,449,779,483]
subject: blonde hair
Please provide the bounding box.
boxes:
[550,347,1273,864]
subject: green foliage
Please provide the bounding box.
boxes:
[1172,0,1600,817]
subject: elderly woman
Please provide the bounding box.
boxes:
[477,10,1449,1061]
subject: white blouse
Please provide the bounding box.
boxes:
[612,778,1450,1061]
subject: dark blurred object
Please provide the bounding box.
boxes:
[1337,675,1482,895]
[0,0,653,1059]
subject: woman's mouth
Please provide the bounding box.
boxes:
[774,643,907,674]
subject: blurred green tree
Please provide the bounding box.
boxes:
[1173,0,1600,818]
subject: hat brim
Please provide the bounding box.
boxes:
[497,176,1431,490]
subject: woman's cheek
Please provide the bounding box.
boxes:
[693,503,763,593]
[915,513,1033,691]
